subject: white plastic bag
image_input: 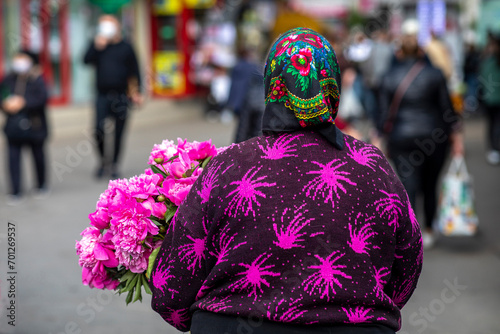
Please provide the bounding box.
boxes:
[437,156,478,236]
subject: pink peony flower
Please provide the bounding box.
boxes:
[88,206,110,230]
[159,177,196,207]
[128,173,162,200]
[149,139,178,165]
[82,262,120,290]
[141,198,167,219]
[108,195,160,272]
[177,138,217,161]
[76,228,119,289]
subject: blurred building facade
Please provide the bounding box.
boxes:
[0,0,495,106]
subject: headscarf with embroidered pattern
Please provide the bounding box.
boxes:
[262,28,344,149]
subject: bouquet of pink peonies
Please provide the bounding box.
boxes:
[76,138,220,304]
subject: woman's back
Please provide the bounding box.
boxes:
[151,131,422,332]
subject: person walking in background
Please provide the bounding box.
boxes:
[226,45,265,143]
[479,32,500,165]
[150,28,422,334]
[1,50,49,206]
[378,22,463,249]
[84,15,142,179]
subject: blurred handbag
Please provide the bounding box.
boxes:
[437,156,478,236]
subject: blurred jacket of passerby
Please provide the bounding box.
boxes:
[378,27,463,249]
[479,32,500,165]
[1,50,49,205]
[226,47,264,143]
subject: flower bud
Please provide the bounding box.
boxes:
[157,195,166,202]
[160,226,166,233]
[154,157,164,164]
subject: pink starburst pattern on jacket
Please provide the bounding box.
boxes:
[225,166,277,217]
[210,226,247,265]
[197,296,232,312]
[258,133,303,159]
[348,213,377,254]
[267,297,307,322]
[346,140,379,171]
[162,307,190,329]
[302,251,352,301]
[178,219,208,274]
[407,199,420,235]
[152,257,179,298]
[375,190,404,231]
[197,162,233,204]
[151,257,171,290]
[373,266,390,299]
[392,279,414,308]
[342,306,374,323]
[303,159,357,207]
[228,253,281,300]
[273,204,315,249]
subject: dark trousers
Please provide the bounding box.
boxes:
[95,93,129,166]
[190,311,395,334]
[7,139,46,195]
[484,105,500,151]
[389,139,450,229]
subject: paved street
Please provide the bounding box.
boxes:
[0,99,499,334]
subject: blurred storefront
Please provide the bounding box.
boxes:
[0,0,218,105]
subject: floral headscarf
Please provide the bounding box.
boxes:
[261,28,344,149]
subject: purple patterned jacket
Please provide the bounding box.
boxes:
[150,131,423,332]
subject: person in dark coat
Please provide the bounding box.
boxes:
[378,28,463,249]
[84,15,142,179]
[226,47,265,143]
[150,28,422,334]
[1,50,49,205]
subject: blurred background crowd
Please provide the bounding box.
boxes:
[0,0,500,199]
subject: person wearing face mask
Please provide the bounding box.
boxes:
[84,15,143,179]
[1,50,49,205]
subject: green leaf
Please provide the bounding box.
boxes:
[120,273,139,294]
[125,289,134,305]
[120,271,135,282]
[146,247,161,279]
[201,156,213,169]
[142,274,152,295]
[164,205,177,223]
[165,155,179,163]
[132,275,143,303]
[151,165,168,177]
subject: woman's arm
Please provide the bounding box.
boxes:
[150,211,207,332]
[384,191,423,309]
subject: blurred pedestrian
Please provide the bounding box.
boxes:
[378,24,463,249]
[1,50,49,205]
[151,28,422,334]
[226,46,264,143]
[462,30,481,115]
[479,32,500,165]
[84,15,142,179]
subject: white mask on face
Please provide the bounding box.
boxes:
[98,21,118,38]
[12,59,32,74]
